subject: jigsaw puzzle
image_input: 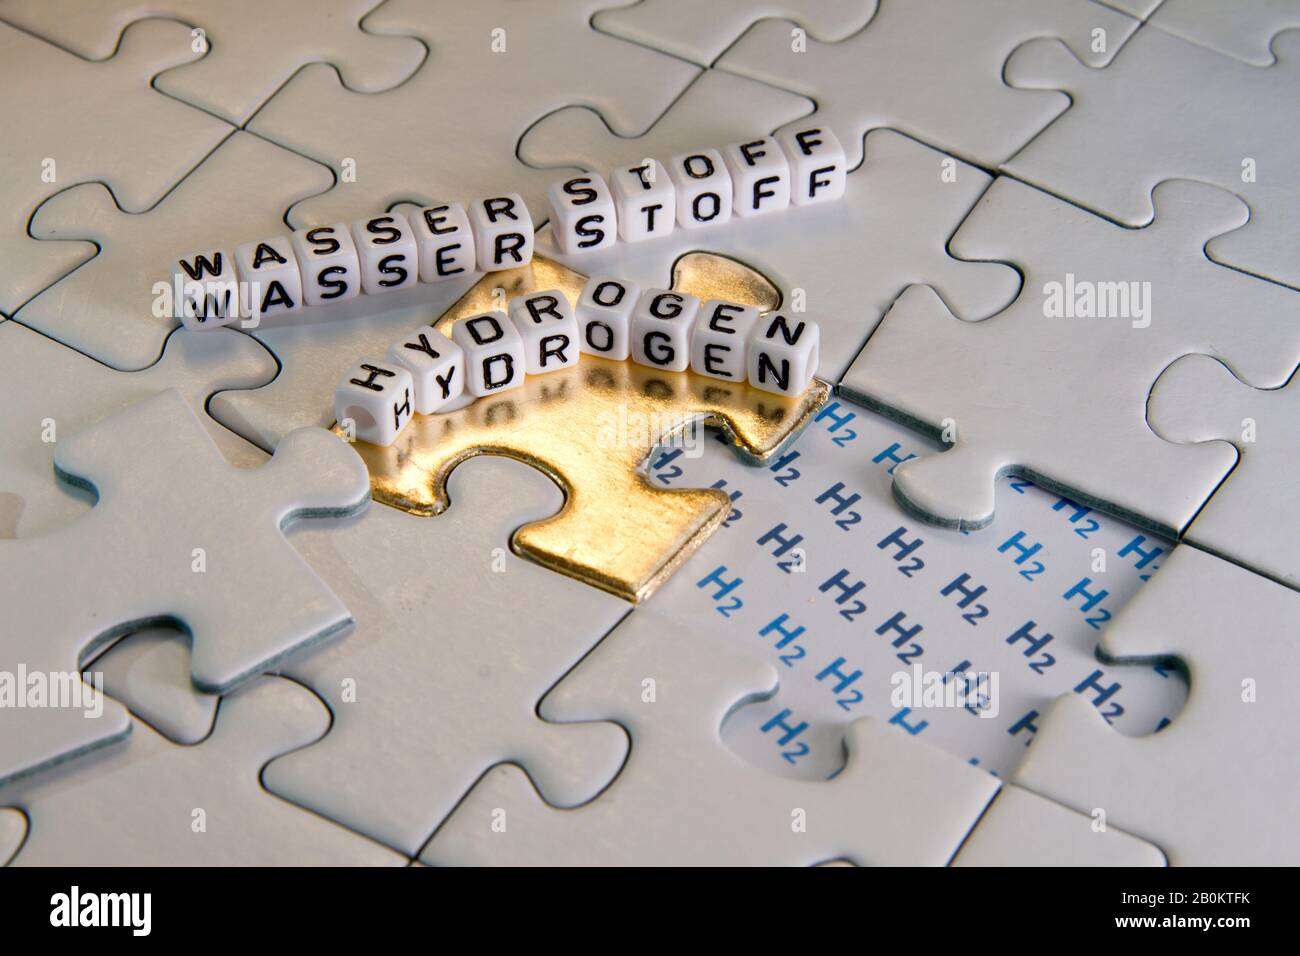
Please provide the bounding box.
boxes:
[1,0,1296,887]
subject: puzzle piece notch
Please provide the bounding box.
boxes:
[248,0,699,228]
[591,0,877,66]
[714,0,1143,169]
[20,131,333,371]
[840,176,1296,534]
[90,630,218,745]
[1013,545,1300,865]
[1,677,404,865]
[1149,353,1300,590]
[0,389,369,785]
[0,321,274,539]
[424,602,1001,865]
[1149,0,1300,65]
[0,0,428,124]
[0,17,230,315]
[1003,26,1300,288]
[522,121,1020,382]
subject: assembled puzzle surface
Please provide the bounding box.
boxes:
[0,0,1296,867]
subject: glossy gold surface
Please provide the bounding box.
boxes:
[347,252,826,602]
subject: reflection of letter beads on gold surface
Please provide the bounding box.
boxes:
[337,274,822,447]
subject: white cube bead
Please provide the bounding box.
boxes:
[667,149,732,230]
[408,203,476,282]
[576,276,639,360]
[610,160,675,243]
[291,224,361,306]
[722,138,791,217]
[630,289,700,372]
[335,359,414,446]
[747,313,820,395]
[351,214,419,294]
[386,325,465,414]
[233,236,303,320]
[468,193,534,271]
[777,126,847,206]
[507,289,581,374]
[172,248,240,330]
[691,300,760,381]
[451,311,527,396]
[547,174,617,254]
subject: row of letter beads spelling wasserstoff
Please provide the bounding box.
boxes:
[334,277,820,446]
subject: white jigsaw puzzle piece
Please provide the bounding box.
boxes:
[423,596,1004,866]
[0,18,230,315]
[247,0,699,226]
[529,125,1018,382]
[1004,25,1300,288]
[259,456,630,856]
[0,0,427,124]
[1149,353,1300,590]
[840,176,1298,534]
[715,0,1144,169]
[0,321,273,539]
[1149,0,1300,65]
[0,677,404,865]
[90,630,219,745]
[0,389,370,784]
[952,785,1166,866]
[20,131,333,371]
[0,808,26,865]
[591,0,876,66]
[1013,545,1300,865]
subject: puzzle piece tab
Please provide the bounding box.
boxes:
[840,176,1298,534]
[716,0,1143,169]
[1149,0,1300,65]
[0,389,369,784]
[19,132,332,370]
[1004,25,1300,287]
[1,677,404,865]
[1014,545,1300,865]
[247,0,699,227]
[1149,353,1300,590]
[0,18,229,316]
[0,0,426,124]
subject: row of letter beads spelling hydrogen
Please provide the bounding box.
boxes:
[334,277,820,446]
[546,127,846,254]
[170,194,534,328]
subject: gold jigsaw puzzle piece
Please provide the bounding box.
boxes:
[345,253,828,602]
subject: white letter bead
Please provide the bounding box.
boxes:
[668,149,733,230]
[507,289,581,374]
[747,313,820,395]
[335,360,414,446]
[722,138,791,217]
[233,236,302,320]
[290,224,361,306]
[630,290,700,372]
[172,249,240,330]
[451,311,527,396]
[408,203,476,282]
[469,193,534,271]
[777,126,847,205]
[576,276,639,360]
[350,214,419,294]
[691,300,760,381]
[546,174,617,254]
[386,325,465,414]
[610,161,675,242]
